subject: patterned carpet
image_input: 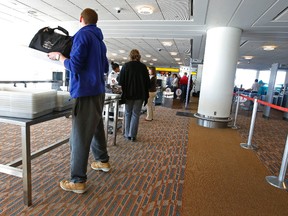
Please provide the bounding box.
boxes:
[0,97,287,215]
[236,105,288,177]
[0,104,189,215]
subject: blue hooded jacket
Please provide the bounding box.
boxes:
[64,24,108,98]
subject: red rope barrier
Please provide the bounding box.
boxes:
[258,100,288,112]
[239,94,254,102]
[235,93,288,113]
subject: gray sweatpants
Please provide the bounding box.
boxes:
[69,94,109,183]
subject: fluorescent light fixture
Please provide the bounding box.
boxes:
[174,58,181,61]
[119,50,126,53]
[149,63,154,65]
[178,62,182,64]
[152,58,157,61]
[262,45,277,51]
[123,57,127,60]
[162,41,173,47]
[170,52,178,56]
[243,56,253,60]
[137,5,154,15]
[143,60,147,62]
[145,54,151,58]
[111,53,117,56]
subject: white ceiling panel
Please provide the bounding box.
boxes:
[0,0,287,69]
[229,0,276,28]
[273,7,288,22]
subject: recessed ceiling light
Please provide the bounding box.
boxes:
[143,60,147,62]
[119,50,126,53]
[170,52,178,56]
[123,57,127,60]
[152,58,157,61]
[174,58,181,61]
[162,41,173,47]
[262,45,277,51]
[149,63,154,65]
[145,54,151,58]
[243,56,253,60]
[111,53,117,56]
[137,5,154,15]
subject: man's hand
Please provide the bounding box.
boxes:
[48,52,67,63]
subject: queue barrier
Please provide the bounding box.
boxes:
[232,92,288,189]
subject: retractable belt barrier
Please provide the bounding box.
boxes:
[232,92,288,189]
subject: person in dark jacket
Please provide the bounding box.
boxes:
[146,66,157,121]
[48,8,110,194]
[118,49,150,142]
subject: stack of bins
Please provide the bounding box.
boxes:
[54,91,74,111]
[0,87,56,119]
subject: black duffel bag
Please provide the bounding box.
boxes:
[29,26,72,58]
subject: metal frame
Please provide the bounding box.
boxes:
[0,109,71,206]
[0,95,121,206]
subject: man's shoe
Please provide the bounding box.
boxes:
[60,180,87,194]
[131,137,136,142]
[91,161,111,172]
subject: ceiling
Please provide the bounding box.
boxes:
[1,0,288,70]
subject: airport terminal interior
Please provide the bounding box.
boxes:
[0,0,288,215]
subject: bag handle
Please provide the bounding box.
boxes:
[52,26,69,36]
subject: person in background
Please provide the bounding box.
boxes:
[48,8,110,194]
[118,49,150,142]
[166,72,172,89]
[107,62,121,94]
[179,72,188,102]
[171,73,179,99]
[146,66,157,121]
[251,79,260,92]
[108,62,120,87]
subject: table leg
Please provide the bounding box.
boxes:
[104,103,110,142]
[112,100,119,145]
[21,125,32,206]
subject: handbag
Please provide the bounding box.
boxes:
[29,26,72,58]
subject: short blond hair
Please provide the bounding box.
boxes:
[129,49,141,61]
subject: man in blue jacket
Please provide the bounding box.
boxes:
[48,8,110,193]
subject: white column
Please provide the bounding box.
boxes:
[196,27,242,127]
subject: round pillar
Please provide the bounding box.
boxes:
[195,27,242,128]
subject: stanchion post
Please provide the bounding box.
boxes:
[266,135,288,189]
[240,98,258,149]
[232,91,240,129]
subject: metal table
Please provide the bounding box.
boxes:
[0,94,121,206]
[0,109,72,206]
